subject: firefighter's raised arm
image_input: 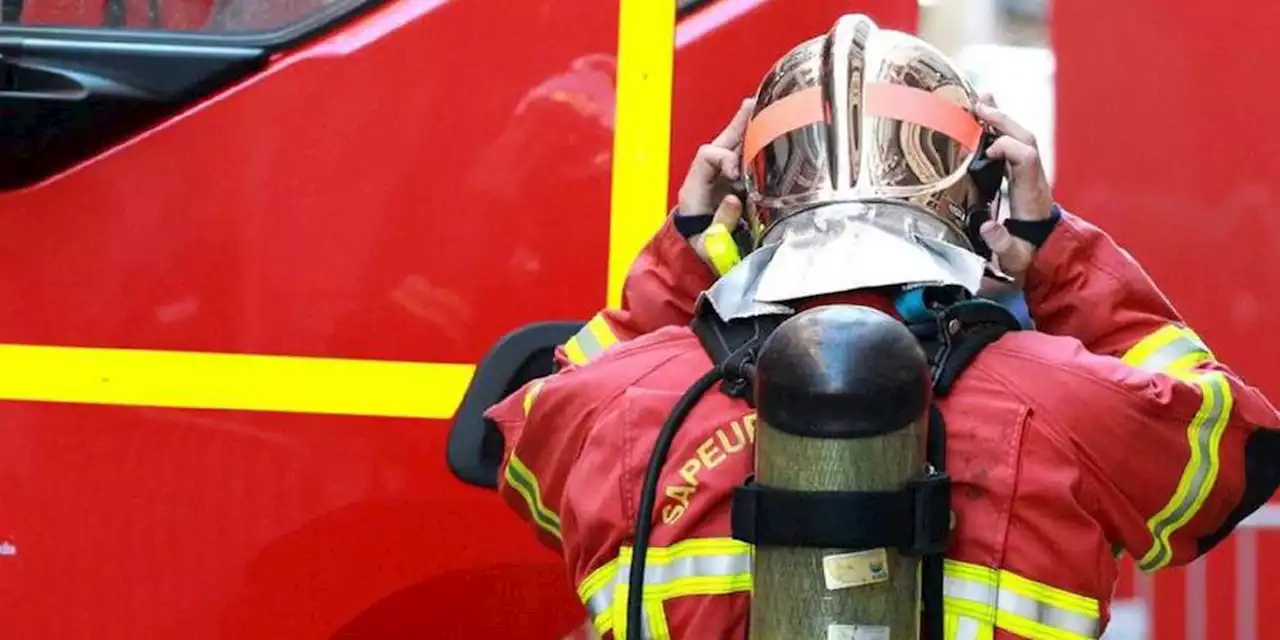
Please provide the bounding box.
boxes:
[974,101,1185,359]
[1041,337,1280,572]
[555,100,755,369]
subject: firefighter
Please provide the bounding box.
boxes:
[487,15,1280,640]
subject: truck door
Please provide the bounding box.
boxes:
[0,0,915,637]
[0,0,619,636]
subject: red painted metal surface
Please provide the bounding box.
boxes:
[1055,2,1280,638]
[0,0,915,637]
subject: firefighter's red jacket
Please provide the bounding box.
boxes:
[485,212,1280,639]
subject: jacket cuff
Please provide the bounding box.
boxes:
[1023,205,1082,301]
[655,210,718,296]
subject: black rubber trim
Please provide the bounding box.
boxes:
[446,321,584,489]
[1196,428,1280,556]
[677,0,713,16]
[0,0,390,52]
[4,0,702,57]
[0,0,20,24]
[0,39,266,189]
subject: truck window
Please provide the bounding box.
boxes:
[0,0,378,189]
[4,0,355,32]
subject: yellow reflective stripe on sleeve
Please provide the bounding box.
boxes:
[943,559,1101,639]
[1123,324,1214,375]
[503,453,562,540]
[578,537,753,639]
[563,314,620,366]
[1138,371,1234,572]
[522,379,546,417]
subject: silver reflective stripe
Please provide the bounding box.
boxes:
[954,615,984,640]
[583,550,753,638]
[619,550,754,585]
[572,323,609,361]
[997,586,1100,637]
[1133,332,1211,373]
[583,587,611,624]
[945,575,995,604]
[1139,373,1231,571]
[945,576,1100,638]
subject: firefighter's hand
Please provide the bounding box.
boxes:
[688,194,745,271]
[974,98,1053,283]
[677,98,753,218]
[677,98,754,270]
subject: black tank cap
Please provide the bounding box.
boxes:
[754,304,930,439]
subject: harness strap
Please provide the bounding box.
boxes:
[690,296,785,404]
[731,470,951,554]
[925,299,1024,397]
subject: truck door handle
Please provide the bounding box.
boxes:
[0,57,149,101]
[446,321,585,489]
[0,58,87,100]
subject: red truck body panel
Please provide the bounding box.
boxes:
[0,0,914,637]
[1055,2,1280,638]
[4,0,1274,636]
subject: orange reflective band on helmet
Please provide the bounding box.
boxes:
[864,82,983,150]
[742,83,984,166]
[742,86,824,165]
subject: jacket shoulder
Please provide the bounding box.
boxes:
[558,326,708,391]
[975,331,1173,423]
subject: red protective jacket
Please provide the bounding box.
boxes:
[486,210,1280,640]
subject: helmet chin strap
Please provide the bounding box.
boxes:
[963,129,1010,262]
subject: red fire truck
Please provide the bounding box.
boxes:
[0,0,1273,637]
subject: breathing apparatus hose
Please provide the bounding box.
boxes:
[626,366,725,638]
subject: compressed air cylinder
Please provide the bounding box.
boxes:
[749,305,930,640]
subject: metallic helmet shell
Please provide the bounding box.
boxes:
[702,14,996,321]
[741,14,987,252]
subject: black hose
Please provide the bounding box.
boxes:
[626,366,723,638]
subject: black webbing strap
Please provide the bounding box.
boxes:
[920,405,949,640]
[928,299,1025,396]
[731,472,951,554]
[690,296,784,404]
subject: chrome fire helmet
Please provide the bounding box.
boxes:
[705,14,1005,320]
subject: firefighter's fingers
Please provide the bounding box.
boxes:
[679,146,740,215]
[985,134,1054,223]
[978,92,998,108]
[980,219,1016,255]
[692,195,745,275]
[980,220,1035,277]
[711,98,757,150]
[694,145,741,181]
[984,135,1040,167]
[711,193,743,228]
[681,147,738,210]
[975,102,1035,146]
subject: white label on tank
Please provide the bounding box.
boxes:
[822,548,890,590]
[828,624,890,640]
